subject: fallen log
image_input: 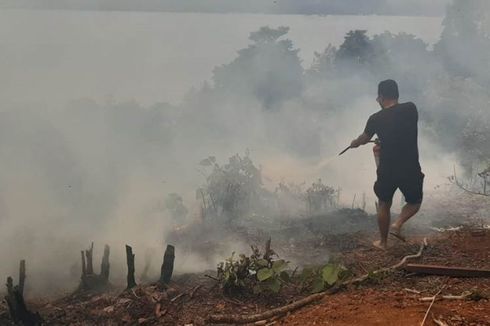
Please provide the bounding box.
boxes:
[404,264,490,278]
[207,238,428,324]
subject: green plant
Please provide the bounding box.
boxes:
[299,262,350,293]
[198,152,264,221]
[216,239,289,295]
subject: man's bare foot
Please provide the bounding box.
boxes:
[390,224,406,242]
[372,240,387,250]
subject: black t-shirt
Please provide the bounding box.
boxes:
[364,102,421,176]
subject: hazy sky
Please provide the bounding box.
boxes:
[1,0,452,16]
[0,10,442,106]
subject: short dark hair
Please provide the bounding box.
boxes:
[378,79,399,99]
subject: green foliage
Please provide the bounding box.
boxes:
[199,152,264,222]
[216,240,289,295]
[299,263,349,293]
[335,30,374,65]
[213,26,303,109]
[306,179,337,214]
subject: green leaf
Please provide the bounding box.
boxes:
[268,278,281,293]
[300,267,314,281]
[257,268,273,281]
[280,271,290,282]
[311,278,325,293]
[322,264,340,285]
[256,259,269,268]
[272,259,287,272]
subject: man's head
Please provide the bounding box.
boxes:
[377,79,399,109]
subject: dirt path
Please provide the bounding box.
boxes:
[282,288,489,326]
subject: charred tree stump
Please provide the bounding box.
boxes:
[159,245,175,285]
[85,242,94,275]
[100,245,110,281]
[18,260,26,296]
[126,245,136,289]
[4,262,43,326]
[81,251,86,277]
[78,243,111,292]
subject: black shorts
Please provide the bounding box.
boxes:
[374,171,425,204]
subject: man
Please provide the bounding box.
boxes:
[350,79,424,250]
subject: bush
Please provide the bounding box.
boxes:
[216,239,289,295]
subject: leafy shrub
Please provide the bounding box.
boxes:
[299,262,350,293]
[216,240,289,295]
[306,179,337,214]
[198,152,263,221]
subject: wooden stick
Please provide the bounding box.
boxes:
[403,288,421,294]
[433,318,448,326]
[170,292,186,303]
[208,293,325,324]
[346,238,428,285]
[204,274,219,281]
[421,286,445,326]
[190,285,202,299]
[419,291,472,302]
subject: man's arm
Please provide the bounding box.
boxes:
[351,115,376,148]
[350,132,372,148]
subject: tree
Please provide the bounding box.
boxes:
[434,0,490,86]
[335,30,374,66]
[213,26,304,110]
[199,153,264,222]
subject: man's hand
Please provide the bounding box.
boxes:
[350,139,361,148]
[350,133,372,148]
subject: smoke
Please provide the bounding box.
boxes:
[0,1,489,296]
[0,0,451,16]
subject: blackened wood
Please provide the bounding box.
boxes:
[126,245,136,289]
[81,251,86,276]
[100,245,110,281]
[18,260,26,296]
[405,264,490,278]
[85,242,94,275]
[159,245,175,285]
[5,275,43,325]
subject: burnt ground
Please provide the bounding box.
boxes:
[1,206,489,325]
